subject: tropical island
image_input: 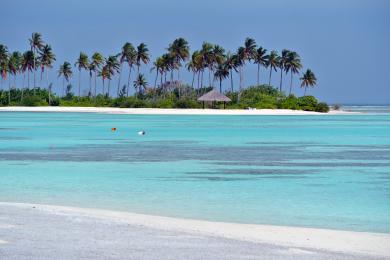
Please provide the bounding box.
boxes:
[0,33,329,113]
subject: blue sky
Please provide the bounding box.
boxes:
[1,0,389,104]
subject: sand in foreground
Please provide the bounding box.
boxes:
[0,203,388,260]
[0,106,357,115]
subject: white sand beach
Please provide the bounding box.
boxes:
[0,202,388,259]
[0,106,357,115]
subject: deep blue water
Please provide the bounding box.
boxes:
[0,110,389,233]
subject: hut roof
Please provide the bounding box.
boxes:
[197,90,231,102]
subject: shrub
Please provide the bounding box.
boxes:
[316,102,330,113]
[277,95,300,110]
[297,95,318,111]
[20,95,48,106]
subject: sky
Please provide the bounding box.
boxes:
[1,0,390,104]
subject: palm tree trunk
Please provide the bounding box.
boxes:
[219,79,222,93]
[191,71,195,88]
[257,64,260,86]
[62,78,65,97]
[208,67,212,87]
[107,80,111,97]
[27,70,30,89]
[33,48,36,95]
[279,68,283,92]
[94,72,97,98]
[230,69,233,92]
[102,79,105,96]
[117,63,123,96]
[47,70,51,105]
[304,86,307,96]
[239,66,243,92]
[289,71,293,95]
[21,73,25,101]
[201,70,204,89]
[154,70,158,87]
[78,68,81,100]
[126,66,132,97]
[89,74,92,97]
[8,74,11,105]
[268,68,272,86]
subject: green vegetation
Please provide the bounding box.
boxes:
[0,33,329,112]
[0,85,328,112]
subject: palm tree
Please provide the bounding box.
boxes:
[285,51,302,94]
[91,52,104,96]
[301,69,317,96]
[239,38,257,89]
[136,43,149,77]
[8,52,22,104]
[0,44,8,90]
[39,45,56,91]
[265,50,279,86]
[133,73,147,98]
[200,42,214,87]
[151,56,165,87]
[58,61,72,97]
[253,47,267,86]
[278,49,290,92]
[214,63,229,93]
[118,42,136,96]
[21,51,35,92]
[74,52,89,100]
[224,52,238,92]
[105,55,120,97]
[168,38,190,80]
[98,65,109,96]
[29,32,44,92]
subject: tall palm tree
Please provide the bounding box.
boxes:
[239,37,257,90]
[133,73,147,98]
[285,51,302,94]
[8,52,22,104]
[168,38,190,80]
[118,42,135,96]
[98,65,109,96]
[91,52,104,97]
[301,69,317,96]
[39,44,56,91]
[214,63,229,93]
[21,51,35,91]
[74,52,89,100]
[87,63,95,97]
[265,50,279,86]
[136,43,149,78]
[278,49,290,92]
[253,47,267,86]
[58,61,72,97]
[224,52,238,92]
[105,55,120,97]
[0,44,8,90]
[200,42,214,87]
[151,56,165,87]
[29,32,44,92]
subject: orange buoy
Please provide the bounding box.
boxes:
[111,127,117,132]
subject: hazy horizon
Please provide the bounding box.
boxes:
[1,0,389,105]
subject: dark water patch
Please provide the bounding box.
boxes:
[187,168,314,176]
[0,136,29,140]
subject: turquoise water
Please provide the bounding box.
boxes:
[1,111,390,233]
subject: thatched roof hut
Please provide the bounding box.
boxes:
[197,90,231,108]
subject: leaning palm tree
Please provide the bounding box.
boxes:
[239,37,257,89]
[133,73,147,98]
[29,32,44,93]
[285,51,302,94]
[300,69,317,96]
[58,61,72,97]
[253,47,267,86]
[39,44,56,90]
[91,52,104,97]
[136,43,149,78]
[167,38,190,80]
[265,50,279,86]
[151,56,165,87]
[278,49,290,92]
[105,55,120,97]
[214,63,229,93]
[74,52,89,100]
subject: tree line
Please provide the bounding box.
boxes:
[0,33,317,105]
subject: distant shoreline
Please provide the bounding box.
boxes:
[0,106,359,115]
[0,202,388,258]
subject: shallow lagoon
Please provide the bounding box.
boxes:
[1,112,389,233]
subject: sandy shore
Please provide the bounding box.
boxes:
[0,106,358,115]
[0,202,388,259]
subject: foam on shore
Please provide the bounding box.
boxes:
[0,202,388,257]
[0,106,358,115]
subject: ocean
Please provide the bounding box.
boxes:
[1,107,389,233]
